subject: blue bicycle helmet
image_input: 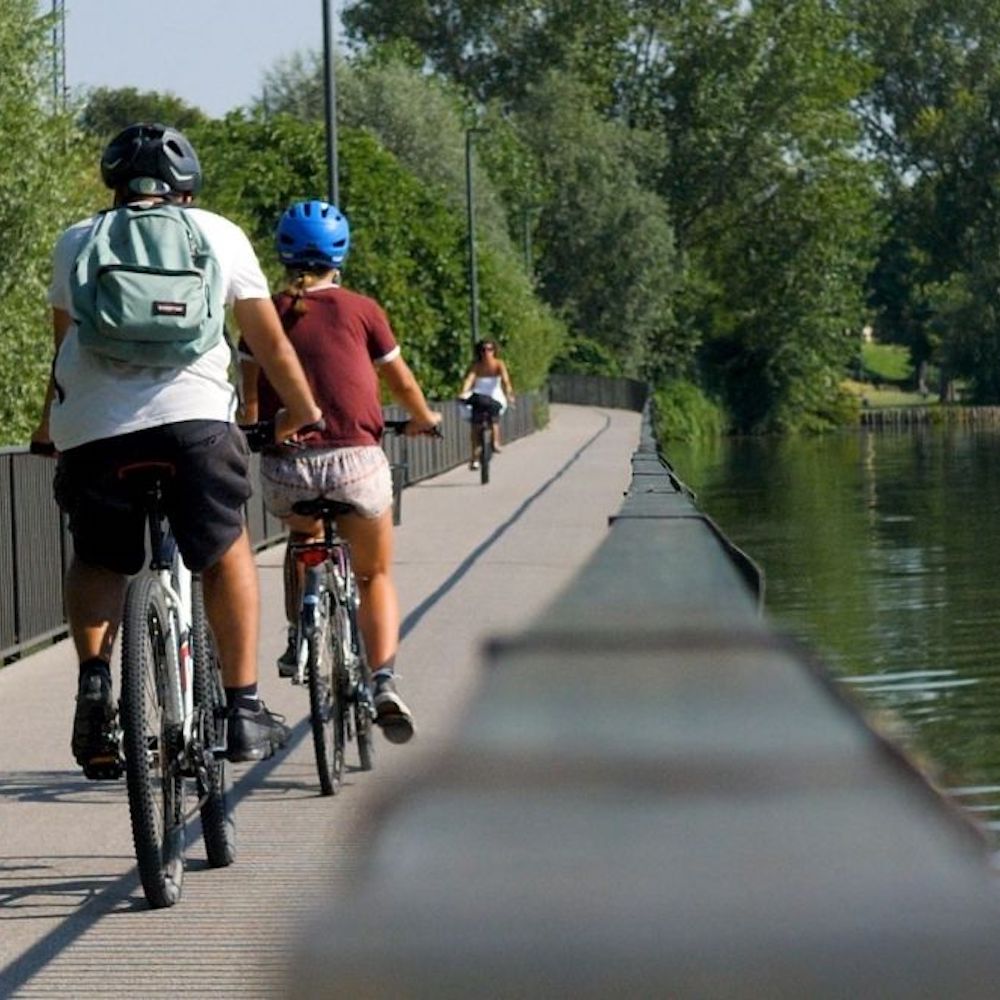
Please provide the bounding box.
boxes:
[275,200,350,269]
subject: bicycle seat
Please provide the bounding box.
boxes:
[117,460,177,487]
[292,497,358,519]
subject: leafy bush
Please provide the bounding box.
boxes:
[550,335,623,376]
[652,381,728,442]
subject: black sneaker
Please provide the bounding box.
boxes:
[71,664,115,768]
[372,674,415,744]
[277,628,299,679]
[227,701,291,762]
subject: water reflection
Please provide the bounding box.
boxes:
[669,427,1000,842]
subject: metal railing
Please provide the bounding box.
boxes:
[549,372,648,411]
[0,389,547,662]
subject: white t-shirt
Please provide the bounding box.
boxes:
[47,206,271,450]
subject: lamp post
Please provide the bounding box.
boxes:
[51,0,67,113]
[465,127,485,354]
[322,0,339,206]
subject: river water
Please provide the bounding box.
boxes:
[668,427,1000,842]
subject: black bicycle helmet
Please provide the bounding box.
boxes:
[100,122,202,196]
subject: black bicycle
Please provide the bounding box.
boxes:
[119,461,235,906]
[464,394,501,485]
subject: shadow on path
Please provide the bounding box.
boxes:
[0,411,613,994]
[401,414,611,640]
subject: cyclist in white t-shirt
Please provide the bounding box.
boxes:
[31,123,323,772]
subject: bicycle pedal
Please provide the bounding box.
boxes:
[82,754,123,780]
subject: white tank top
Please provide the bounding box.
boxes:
[472,374,506,409]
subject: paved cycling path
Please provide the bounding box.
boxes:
[0,403,640,998]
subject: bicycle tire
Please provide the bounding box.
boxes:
[306,567,345,795]
[480,422,492,485]
[191,576,235,868]
[121,573,186,908]
[344,566,375,772]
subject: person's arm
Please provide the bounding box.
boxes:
[499,360,515,401]
[379,355,441,435]
[238,354,261,424]
[459,366,476,396]
[233,298,321,439]
[31,307,73,446]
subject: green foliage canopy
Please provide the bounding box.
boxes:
[190,114,560,396]
[0,2,102,444]
[78,86,208,138]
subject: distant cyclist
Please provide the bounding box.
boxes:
[458,339,515,469]
[241,199,441,745]
[31,123,323,771]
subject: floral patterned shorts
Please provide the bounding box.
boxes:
[260,445,392,520]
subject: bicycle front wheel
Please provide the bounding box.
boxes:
[343,572,375,772]
[480,423,492,485]
[121,574,186,908]
[306,567,345,795]
[192,576,235,868]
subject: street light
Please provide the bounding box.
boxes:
[322,0,339,206]
[465,127,486,354]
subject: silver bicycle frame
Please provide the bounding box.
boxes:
[160,553,195,748]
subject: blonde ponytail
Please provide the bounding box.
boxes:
[282,267,339,315]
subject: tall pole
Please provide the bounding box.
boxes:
[52,0,67,113]
[322,0,339,206]
[465,128,480,353]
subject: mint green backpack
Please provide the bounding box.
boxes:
[70,203,226,367]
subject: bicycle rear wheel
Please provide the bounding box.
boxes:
[191,576,235,867]
[121,573,186,908]
[306,567,345,795]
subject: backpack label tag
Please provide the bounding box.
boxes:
[153,301,188,317]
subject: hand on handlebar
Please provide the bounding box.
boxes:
[239,415,326,453]
[29,439,57,458]
[274,406,324,444]
[404,412,443,437]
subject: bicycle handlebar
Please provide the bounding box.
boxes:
[238,419,326,454]
[384,419,443,438]
[29,441,56,457]
[240,418,441,454]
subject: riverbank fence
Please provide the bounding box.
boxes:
[0,379,646,663]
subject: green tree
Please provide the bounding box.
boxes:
[645,0,879,429]
[0,2,102,444]
[344,0,881,429]
[257,51,326,120]
[342,0,638,108]
[849,0,1000,400]
[253,53,518,267]
[190,114,560,394]
[512,72,680,379]
[78,86,208,137]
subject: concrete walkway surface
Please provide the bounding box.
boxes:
[0,403,640,998]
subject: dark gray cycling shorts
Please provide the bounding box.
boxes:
[54,420,251,575]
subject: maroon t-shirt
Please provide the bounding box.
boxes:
[254,286,398,448]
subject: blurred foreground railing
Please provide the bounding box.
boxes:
[292,398,1000,998]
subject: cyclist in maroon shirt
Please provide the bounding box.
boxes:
[242,200,440,743]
